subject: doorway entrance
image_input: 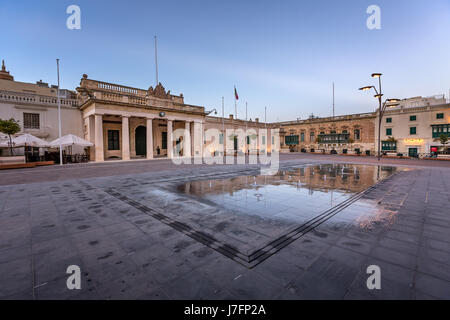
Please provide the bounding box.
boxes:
[135,126,147,156]
[408,148,418,158]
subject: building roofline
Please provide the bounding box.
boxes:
[273,112,376,126]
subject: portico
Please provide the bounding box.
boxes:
[77,75,206,162]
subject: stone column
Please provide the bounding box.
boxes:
[256,127,260,154]
[191,122,195,156]
[121,116,130,161]
[87,116,95,142]
[200,121,204,156]
[94,114,104,162]
[193,121,201,157]
[167,120,173,159]
[146,118,154,159]
[184,121,191,157]
[87,116,95,161]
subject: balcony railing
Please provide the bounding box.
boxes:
[91,89,205,113]
[0,90,78,108]
[318,133,350,144]
[80,79,205,114]
[432,124,450,138]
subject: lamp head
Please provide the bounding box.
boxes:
[359,86,373,91]
[371,73,382,78]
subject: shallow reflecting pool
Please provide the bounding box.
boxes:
[177,164,399,224]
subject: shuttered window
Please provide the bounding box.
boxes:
[23,113,40,129]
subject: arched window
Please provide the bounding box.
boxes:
[354,129,360,140]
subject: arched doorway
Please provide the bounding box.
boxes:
[135,126,147,156]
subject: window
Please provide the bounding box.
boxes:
[285,135,299,145]
[246,136,250,144]
[386,128,392,136]
[23,113,40,129]
[437,113,444,119]
[272,136,274,144]
[382,141,397,151]
[410,115,417,121]
[310,132,315,142]
[107,130,120,150]
[219,133,223,144]
[410,127,417,135]
[342,130,348,134]
[262,136,266,145]
[162,132,167,149]
[300,132,305,142]
[354,129,360,140]
[386,118,392,123]
[432,124,450,138]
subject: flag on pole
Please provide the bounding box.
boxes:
[234,86,239,100]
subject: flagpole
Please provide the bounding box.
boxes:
[154,35,158,85]
[245,102,248,154]
[332,82,335,118]
[265,106,267,128]
[222,96,225,155]
[265,106,267,154]
[56,59,63,166]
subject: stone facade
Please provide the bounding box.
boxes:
[78,75,206,161]
[204,115,278,155]
[376,95,450,157]
[77,75,278,161]
[0,61,83,156]
[277,113,376,155]
[1,60,449,161]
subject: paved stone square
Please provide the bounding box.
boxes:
[0,154,449,299]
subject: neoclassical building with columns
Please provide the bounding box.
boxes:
[77,74,278,162]
[77,75,209,162]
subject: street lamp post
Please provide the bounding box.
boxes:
[359,73,399,161]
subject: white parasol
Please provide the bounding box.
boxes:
[49,134,93,148]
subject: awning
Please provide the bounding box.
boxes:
[49,134,93,148]
[0,134,10,147]
[12,133,49,147]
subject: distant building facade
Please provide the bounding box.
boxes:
[77,75,276,161]
[376,95,450,157]
[277,113,376,155]
[1,59,449,161]
[204,115,277,155]
[0,60,82,156]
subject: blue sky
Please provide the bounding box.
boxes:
[1,0,449,122]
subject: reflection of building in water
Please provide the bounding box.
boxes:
[180,164,396,196]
